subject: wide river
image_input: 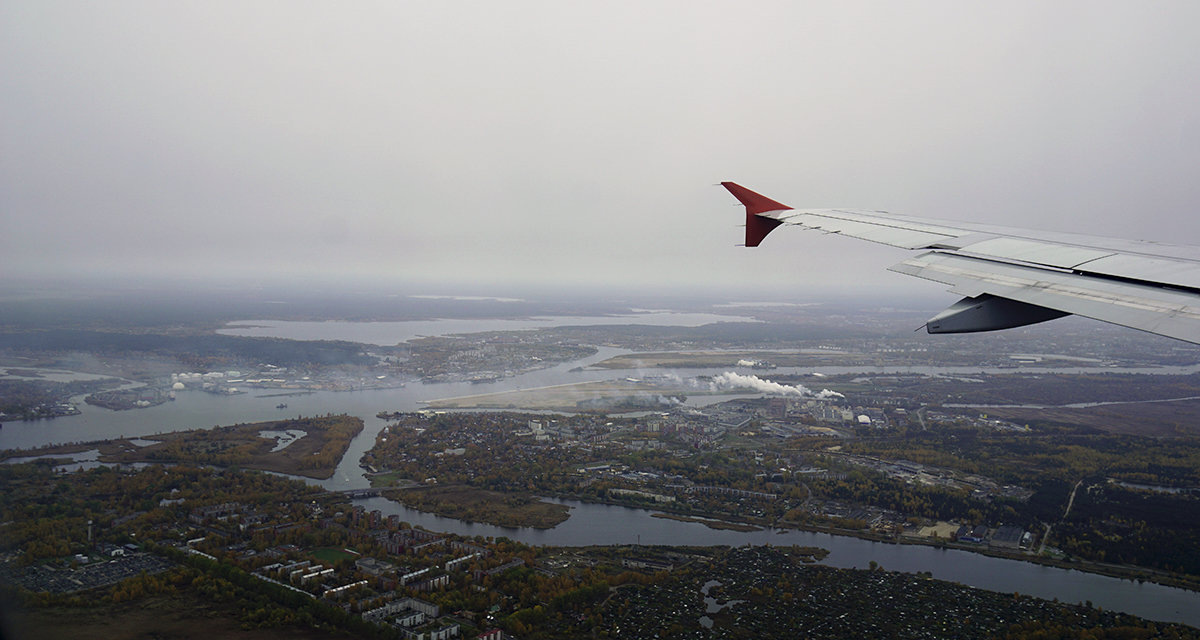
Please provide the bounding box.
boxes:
[4,317,1200,627]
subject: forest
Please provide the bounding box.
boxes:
[99,415,364,478]
[5,462,1195,639]
[844,427,1200,573]
[361,409,1200,581]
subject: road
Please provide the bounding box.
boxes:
[1038,478,1084,555]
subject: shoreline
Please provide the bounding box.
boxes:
[8,437,1200,594]
[542,492,1200,594]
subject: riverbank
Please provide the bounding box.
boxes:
[775,520,1200,593]
[380,485,571,529]
[11,418,1200,595]
[553,493,1200,593]
[650,512,763,532]
[0,416,362,480]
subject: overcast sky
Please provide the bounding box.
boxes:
[4,1,1199,298]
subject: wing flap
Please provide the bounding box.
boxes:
[953,237,1114,270]
[891,252,1200,344]
[1072,253,1200,291]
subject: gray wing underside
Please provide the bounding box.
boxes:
[728,185,1200,344]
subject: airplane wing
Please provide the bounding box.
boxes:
[721,181,1200,345]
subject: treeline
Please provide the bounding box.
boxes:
[493,567,660,637]
[0,329,382,368]
[387,486,570,528]
[843,428,1200,572]
[805,468,1025,527]
[1056,482,1200,573]
[0,378,121,418]
[845,429,1200,488]
[0,463,325,564]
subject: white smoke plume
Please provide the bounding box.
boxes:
[736,359,757,367]
[711,371,844,399]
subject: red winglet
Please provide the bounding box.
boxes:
[721,182,792,247]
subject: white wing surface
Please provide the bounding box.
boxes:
[722,182,1200,344]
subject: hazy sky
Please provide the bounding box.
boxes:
[4,2,1200,297]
